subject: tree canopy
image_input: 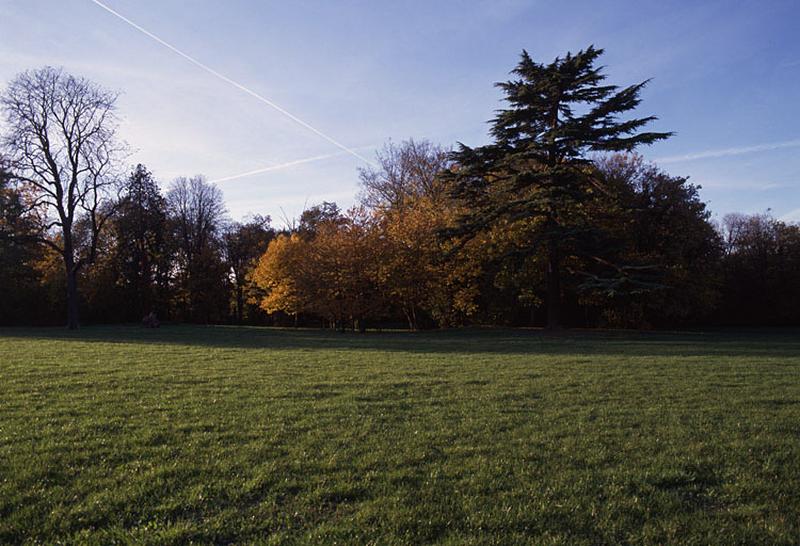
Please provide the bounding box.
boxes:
[443,46,672,328]
[0,54,798,330]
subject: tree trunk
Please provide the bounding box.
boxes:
[403,307,416,331]
[236,285,244,324]
[65,265,80,330]
[546,239,561,330]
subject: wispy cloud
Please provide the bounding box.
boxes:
[0,49,187,85]
[208,147,373,184]
[89,0,374,166]
[780,208,800,223]
[655,139,800,164]
[696,179,783,191]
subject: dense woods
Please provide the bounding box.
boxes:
[1,51,798,329]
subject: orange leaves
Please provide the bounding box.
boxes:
[251,234,307,316]
[252,214,387,325]
[250,194,506,329]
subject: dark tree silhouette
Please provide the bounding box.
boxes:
[445,47,671,328]
[0,157,48,324]
[0,67,123,328]
[223,215,275,324]
[297,201,343,239]
[166,176,229,323]
[112,164,171,320]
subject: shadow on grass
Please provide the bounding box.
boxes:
[1,324,799,359]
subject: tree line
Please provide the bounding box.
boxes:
[1,49,799,329]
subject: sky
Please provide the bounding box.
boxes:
[0,0,798,225]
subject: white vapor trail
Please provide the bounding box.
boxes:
[656,139,800,164]
[209,150,363,183]
[89,0,374,165]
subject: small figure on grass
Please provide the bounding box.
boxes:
[142,312,160,328]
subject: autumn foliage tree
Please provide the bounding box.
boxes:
[378,200,446,329]
[1,52,798,330]
[252,207,386,331]
[251,232,307,323]
[357,139,459,328]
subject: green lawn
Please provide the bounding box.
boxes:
[1,326,799,544]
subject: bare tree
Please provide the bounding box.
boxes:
[167,176,227,257]
[166,176,229,322]
[358,139,451,210]
[1,67,123,328]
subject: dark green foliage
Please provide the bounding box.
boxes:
[0,51,797,329]
[166,176,230,323]
[719,213,800,325]
[297,201,343,238]
[592,154,723,327]
[491,47,670,154]
[1,326,799,544]
[222,215,275,323]
[445,46,671,328]
[113,165,172,320]
[82,165,172,323]
[0,160,49,324]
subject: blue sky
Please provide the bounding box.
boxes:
[1,0,798,224]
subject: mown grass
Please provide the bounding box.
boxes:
[1,326,799,544]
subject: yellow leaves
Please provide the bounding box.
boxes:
[251,234,307,316]
[252,216,387,322]
[249,195,501,327]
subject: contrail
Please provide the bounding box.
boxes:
[656,139,800,164]
[209,150,362,183]
[89,0,374,165]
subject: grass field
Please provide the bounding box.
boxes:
[1,326,799,544]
